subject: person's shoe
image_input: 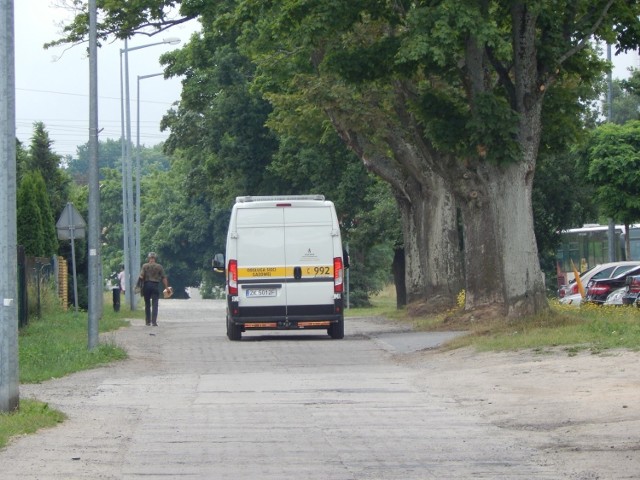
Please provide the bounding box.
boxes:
[152,322,158,326]
[145,321,151,326]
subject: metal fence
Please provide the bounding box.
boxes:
[17,250,56,328]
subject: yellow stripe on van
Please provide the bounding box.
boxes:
[238,266,287,278]
[238,265,334,279]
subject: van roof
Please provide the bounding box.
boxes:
[235,195,325,203]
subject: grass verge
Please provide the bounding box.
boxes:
[0,292,138,449]
[348,286,640,353]
[0,400,66,449]
[19,306,130,384]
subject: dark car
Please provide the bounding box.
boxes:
[585,265,640,305]
[621,275,640,305]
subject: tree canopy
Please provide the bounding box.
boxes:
[50,0,640,318]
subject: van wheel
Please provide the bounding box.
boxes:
[227,316,242,341]
[328,320,344,339]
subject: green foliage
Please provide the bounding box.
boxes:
[532,72,603,287]
[140,156,223,296]
[26,122,71,216]
[67,138,126,184]
[584,121,640,224]
[32,173,59,256]
[99,168,127,277]
[466,94,521,164]
[606,72,640,124]
[15,139,28,181]
[17,172,46,256]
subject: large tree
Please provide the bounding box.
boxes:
[51,1,640,318]
[231,0,637,317]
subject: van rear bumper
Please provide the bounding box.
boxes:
[227,298,343,329]
[230,315,343,330]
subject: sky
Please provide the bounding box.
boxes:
[13,2,640,159]
[15,1,199,158]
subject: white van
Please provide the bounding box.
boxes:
[214,195,347,341]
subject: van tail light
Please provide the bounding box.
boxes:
[228,259,238,296]
[333,256,343,293]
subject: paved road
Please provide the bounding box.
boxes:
[2,295,560,479]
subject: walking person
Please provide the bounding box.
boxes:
[113,264,125,312]
[138,252,171,326]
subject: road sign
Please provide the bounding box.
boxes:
[57,202,86,240]
[56,202,85,315]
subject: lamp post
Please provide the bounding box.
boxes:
[119,37,180,310]
[135,72,164,269]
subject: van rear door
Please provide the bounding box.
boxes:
[235,206,287,317]
[283,205,336,317]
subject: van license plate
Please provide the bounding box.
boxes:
[246,289,276,298]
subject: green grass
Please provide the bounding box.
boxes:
[344,284,405,320]
[19,303,131,384]
[348,286,640,353]
[0,291,136,449]
[441,300,640,353]
[0,400,66,449]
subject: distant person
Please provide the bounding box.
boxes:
[113,264,125,312]
[138,252,171,326]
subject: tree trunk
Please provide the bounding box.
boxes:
[330,123,464,311]
[455,142,547,317]
[446,3,548,318]
[395,175,463,310]
[391,247,406,309]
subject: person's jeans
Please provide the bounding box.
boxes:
[143,281,160,325]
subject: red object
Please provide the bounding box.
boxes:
[333,256,343,293]
[627,276,640,294]
[587,283,611,297]
[228,259,238,295]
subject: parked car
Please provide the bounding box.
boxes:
[621,275,640,305]
[584,265,640,305]
[604,287,626,306]
[558,261,640,306]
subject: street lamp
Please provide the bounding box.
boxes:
[135,72,164,275]
[119,37,180,310]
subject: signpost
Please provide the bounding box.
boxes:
[57,203,86,315]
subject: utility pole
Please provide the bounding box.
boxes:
[87,0,101,349]
[606,43,616,262]
[123,38,137,310]
[0,0,20,412]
